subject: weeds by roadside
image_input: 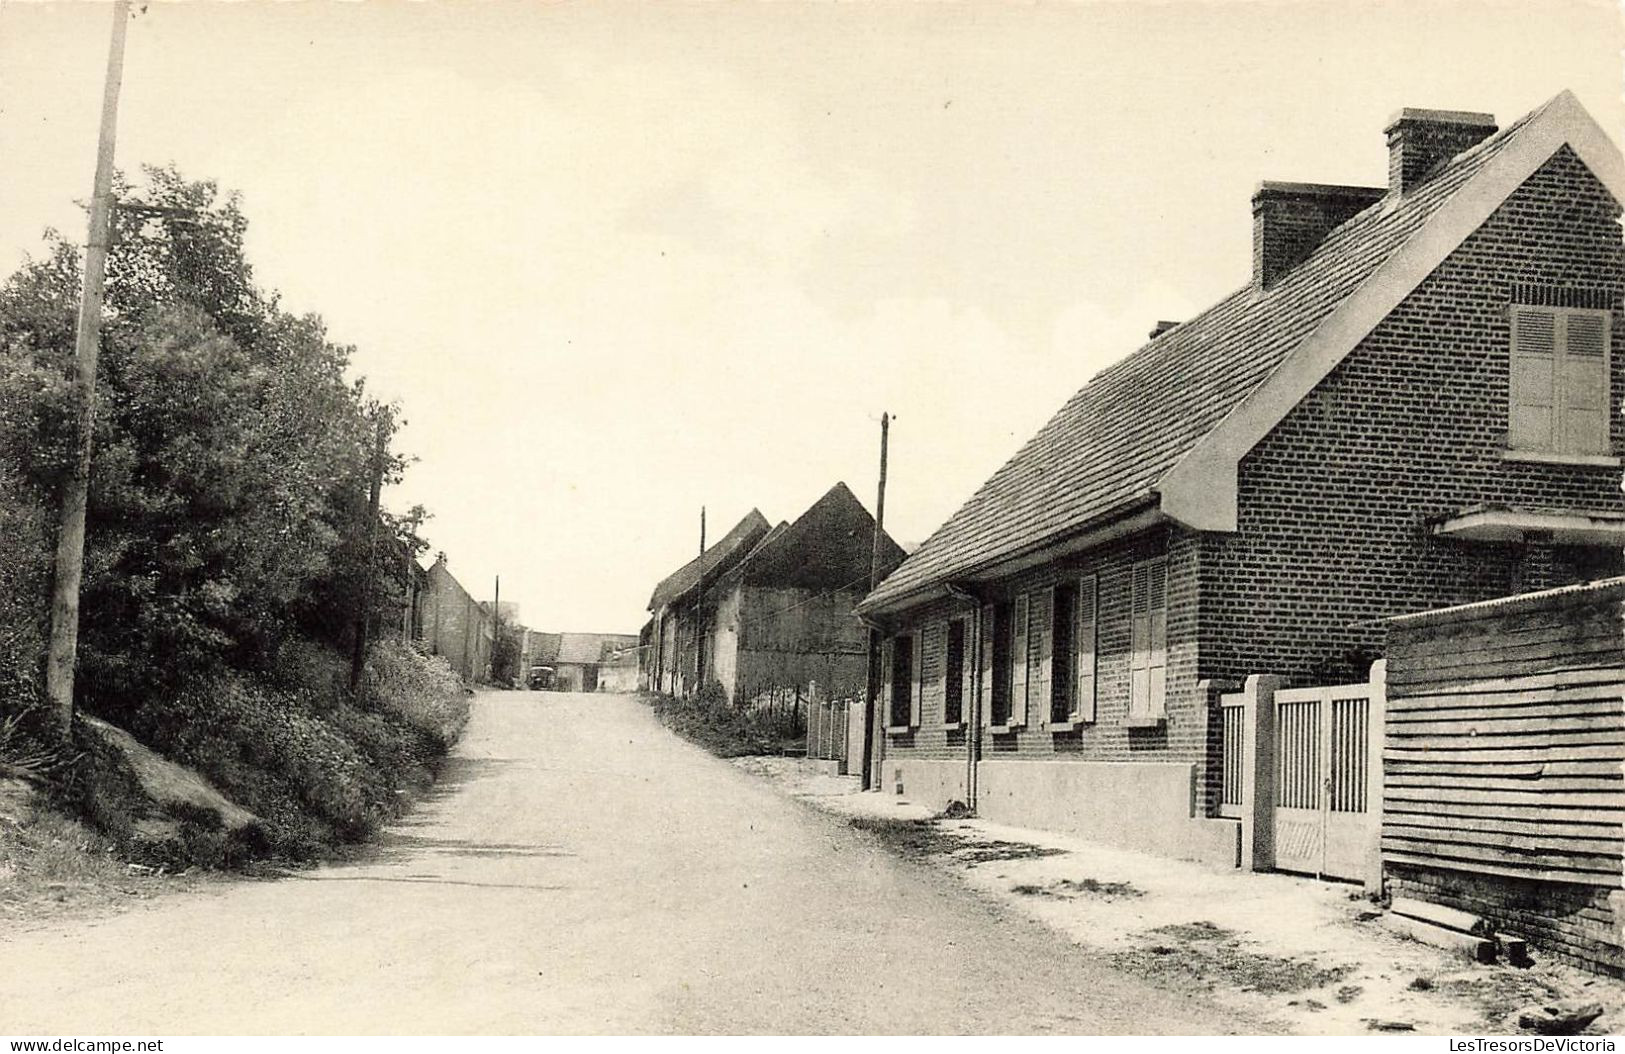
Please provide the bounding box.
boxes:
[644,687,801,758]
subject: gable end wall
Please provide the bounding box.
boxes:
[1201,147,1625,687]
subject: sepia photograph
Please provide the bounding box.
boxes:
[1,0,1624,1041]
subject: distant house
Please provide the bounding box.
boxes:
[421,554,496,682]
[596,642,642,693]
[857,94,1625,870]
[646,509,774,697]
[543,632,639,692]
[646,483,904,706]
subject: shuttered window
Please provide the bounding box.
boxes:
[944,618,967,726]
[988,600,1014,727]
[888,633,913,729]
[1129,559,1168,720]
[1510,306,1611,456]
[1050,584,1076,724]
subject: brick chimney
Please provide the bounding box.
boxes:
[1252,181,1385,290]
[1385,108,1497,194]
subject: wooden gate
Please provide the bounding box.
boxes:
[1272,680,1381,881]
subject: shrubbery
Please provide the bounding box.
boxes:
[0,166,465,871]
[647,684,803,758]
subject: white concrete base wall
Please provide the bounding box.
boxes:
[888,758,970,811]
[976,759,1240,869]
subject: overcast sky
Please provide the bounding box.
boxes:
[2,0,1622,634]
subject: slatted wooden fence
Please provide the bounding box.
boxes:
[1384,577,1625,972]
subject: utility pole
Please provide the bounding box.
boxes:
[349,412,388,693]
[861,412,890,790]
[694,506,706,692]
[46,0,132,737]
[492,574,501,683]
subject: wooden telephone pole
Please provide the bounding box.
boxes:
[694,507,706,691]
[861,412,889,790]
[46,0,132,736]
[349,412,388,693]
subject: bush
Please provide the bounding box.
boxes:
[646,687,801,758]
[362,642,469,752]
[101,639,467,862]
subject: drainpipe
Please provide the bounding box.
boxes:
[946,581,982,812]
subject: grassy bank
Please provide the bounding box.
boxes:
[0,640,470,911]
[645,688,802,758]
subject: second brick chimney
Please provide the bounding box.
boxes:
[1252,181,1386,290]
[1385,108,1497,194]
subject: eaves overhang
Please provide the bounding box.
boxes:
[855,498,1166,621]
[1434,506,1625,547]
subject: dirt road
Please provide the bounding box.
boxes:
[2,692,1257,1035]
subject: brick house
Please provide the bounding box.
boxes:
[855,92,1625,868]
[646,484,903,705]
[421,553,496,683]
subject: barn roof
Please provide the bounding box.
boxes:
[646,509,773,611]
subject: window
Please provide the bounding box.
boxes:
[988,600,1013,726]
[1053,576,1098,724]
[889,633,913,728]
[1128,559,1168,720]
[1510,305,1610,456]
[944,618,966,726]
[1050,584,1076,723]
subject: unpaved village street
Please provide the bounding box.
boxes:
[2,692,1259,1035]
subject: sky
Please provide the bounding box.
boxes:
[2,0,1622,634]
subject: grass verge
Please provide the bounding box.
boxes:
[644,688,801,758]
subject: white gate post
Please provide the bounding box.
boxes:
[1365,659,1387,893]
[1241,674,1286,871]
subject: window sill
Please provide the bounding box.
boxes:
[1048,720,1091,733]
[1501,449,1621,468]
[940,720,967,732]
[987,723,1021,735]
[1123,715,1167,730]
[885,725,913,737]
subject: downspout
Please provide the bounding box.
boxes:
[946,581,982,812]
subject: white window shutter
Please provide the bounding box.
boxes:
[1148,560,1168,717]
[1035,587,1054,726]
[979,604,995,727]
[1561,311,1609,455]
[909,630,924,728]
[1011,593,1029,726]
[1075,575,1098,723]
[1510,307,1557,451]
[1129,565,1150,717]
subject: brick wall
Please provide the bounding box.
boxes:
[880,528,1223,811]
[1388,863,1622,976]
[1201,147,1625,688]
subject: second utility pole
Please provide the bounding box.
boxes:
[45,0,132,737]
[861,412,889,790]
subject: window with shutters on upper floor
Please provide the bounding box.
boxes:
[1128,559,1168,721]
[1509,304,1611,458]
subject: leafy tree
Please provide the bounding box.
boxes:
[0,165,421,719]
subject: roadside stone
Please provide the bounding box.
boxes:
[1513,1002,1605,1035]
[1365,1019,1416,1032]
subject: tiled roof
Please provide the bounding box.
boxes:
[720,482,905,594]
[861,99,1548,613]
[555,632,639,665]
[647,509,773,610]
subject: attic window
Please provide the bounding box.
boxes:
[1508,304,1611,458]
